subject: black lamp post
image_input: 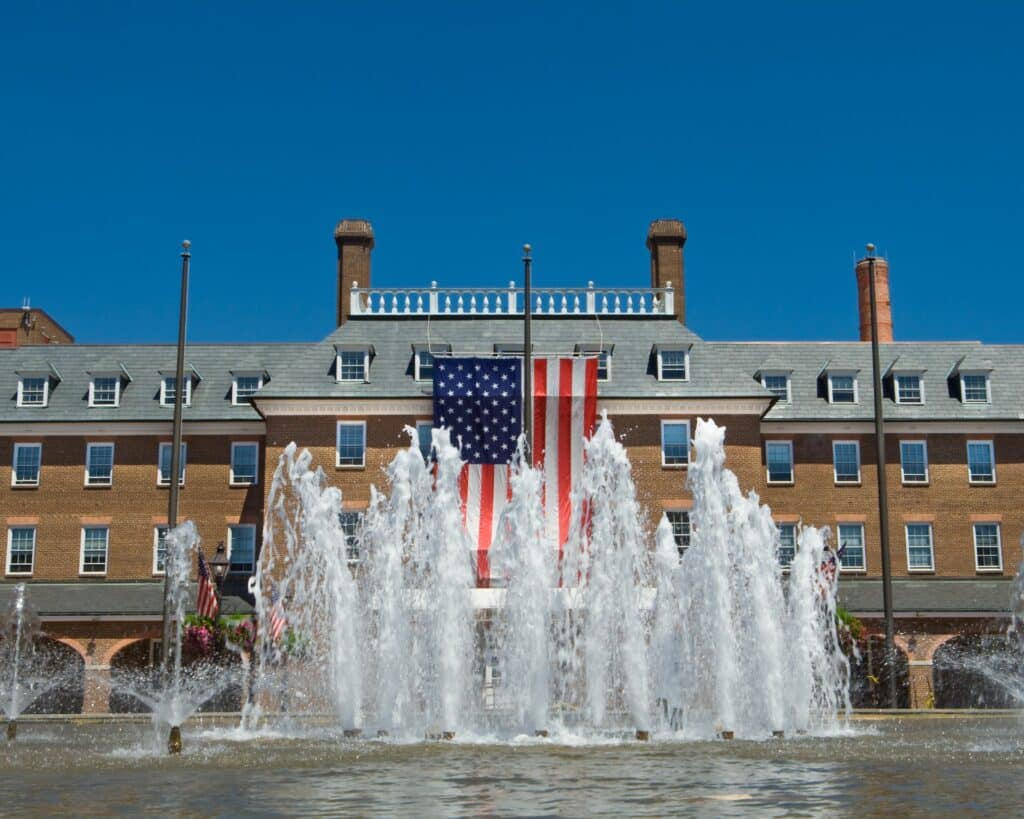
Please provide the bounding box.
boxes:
[208,541,231,611]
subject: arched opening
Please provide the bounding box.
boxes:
[933,634,1023,708]
[21,637,85,714]
[848,634,910,708]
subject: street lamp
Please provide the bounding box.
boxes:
[208,541,231,610]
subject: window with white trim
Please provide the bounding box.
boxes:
[832,441,861,484]
[596,349,611,382]
[894,373,924,405]
[777,523,796,569]
[17,376,48,407]
[666,510,691,556]
[657,349,688,381]
[660,420,690,467]
[336,421,366,467]
[415,351,435,382]
[416,421,434,462]
[905,523,934,571]
[85,443,115,486]
[766,441,794,483]
[339,511,363,562]
[899,440,928,484]
[336,350,369,382]
[837,523,866,571]
[228,525,256,574]
[960,373,990,404]
[89,375,120,407]
[973,523,1002,571]
[761,372,790,402]
[80,526,109,575]
[160,375,192,407]
[827,372,857,404]
[232,373,263,405]
[158,442,187,486]
[6,527,36,575]
[230,442,259,485]
[153,526,169,575]
[12,443,42,487]
[967,440,995,484]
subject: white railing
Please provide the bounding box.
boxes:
[350,281,674,317]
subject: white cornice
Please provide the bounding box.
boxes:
[0,421,265,437]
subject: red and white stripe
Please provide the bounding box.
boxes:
[196,560,219,620]
[459,463,511,587]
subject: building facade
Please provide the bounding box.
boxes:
[2,217,1022,711]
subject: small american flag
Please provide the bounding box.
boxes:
[820,545,846,586]
[268,587,287,642]
[196,551,219,619]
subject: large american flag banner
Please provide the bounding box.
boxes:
[196,551,219,619]
[433,355,598,586]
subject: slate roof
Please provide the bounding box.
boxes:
[837,577,1016,616]
[0,582,253,617]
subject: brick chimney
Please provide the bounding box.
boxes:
[855,249,894,342]
[335,219,375,325]
[646,219,687,322]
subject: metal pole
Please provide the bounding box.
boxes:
[522,244,533,457]
[866,243,898,709]
[162,240,191,675]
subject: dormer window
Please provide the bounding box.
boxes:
[17,375,49,407]
[413,344,450,382]
[335,345,372,383]
[89,374,121,407]
[160,374,192,407]
[894,372,924,405]
[232,372,264,405]
[575,344,613,382]
[656,346,689,381]
[960,372,991,404]
[761,371,791,402]
[827,372,858,404]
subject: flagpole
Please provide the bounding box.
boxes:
[522,244,533,456]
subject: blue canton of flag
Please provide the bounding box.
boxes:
[433,357,522,464]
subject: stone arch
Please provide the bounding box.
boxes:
[21,636,85,715]
[933,633,1023,708]
[848,634,911,708]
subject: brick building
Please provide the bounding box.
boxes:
[1,217,1021,711]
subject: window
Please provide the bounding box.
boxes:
[766,441,794,483]
[832,441,861,484]
[899,441,928,484]
[973,523,1002,571]
[89,376,120,407]
[232,373,263,405]
[85,443,115,486]
[12,443,42,487]
[153,526,169,575]
[967,440,995,484]
[660,420,690,467]
[230,442,259,485]
[777,523,796,569]
[596,349,611,382]
[827,373,857,404]
[228,525,256,573]
[905,523,934,571]
[158,442,187,486]
[160,375,192,407]
[80,526,109,574]
[415,351,435,382]
[658,349,688,381]
[762,373,790,402]
[6,527,36,575]
[337,350,368,382]
[337,421,366,467]
[960,373,990,404]
[894,373,924,405]
[666,510,691,556]
[17,376,48,407]
[339,511,363,562]
[416,421,434,462]
[837,523,866,571]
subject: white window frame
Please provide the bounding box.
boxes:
[229,441,260,486]
[827,371,859,404]
[339,510,364,563]
[665,509,691,555]
[832,440,861,484]
[85,442,115,487]
[959,372,991,404]
[16,375,49,407]
[153,525,169,576]
[6,526,36,576]
[79,526,109,576]
[657,348,690,382]
[765,440,794,484]
[837,522,867,572]
[231,372,264,406]
[227,524,257,574]
[12,442,42,487]
[595,349,611,382]
[157,442,187,486]
[660,420,690,468]
[905,523,935,572]
[966,439,996,485]
[776,522,797,570]
[88,374,121,408]
[414,351,435,382]
[761,371,791,403]
[899,440,929,484]
[335,349,370,383]
[336,420,367,468]
[159,374,192,407]
[894,371,925,405]
[972,522,1003,573]
[415,420,434,462]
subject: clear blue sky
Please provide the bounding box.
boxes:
[2,2,1022,344]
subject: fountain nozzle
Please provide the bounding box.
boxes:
[168,725,182,755]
